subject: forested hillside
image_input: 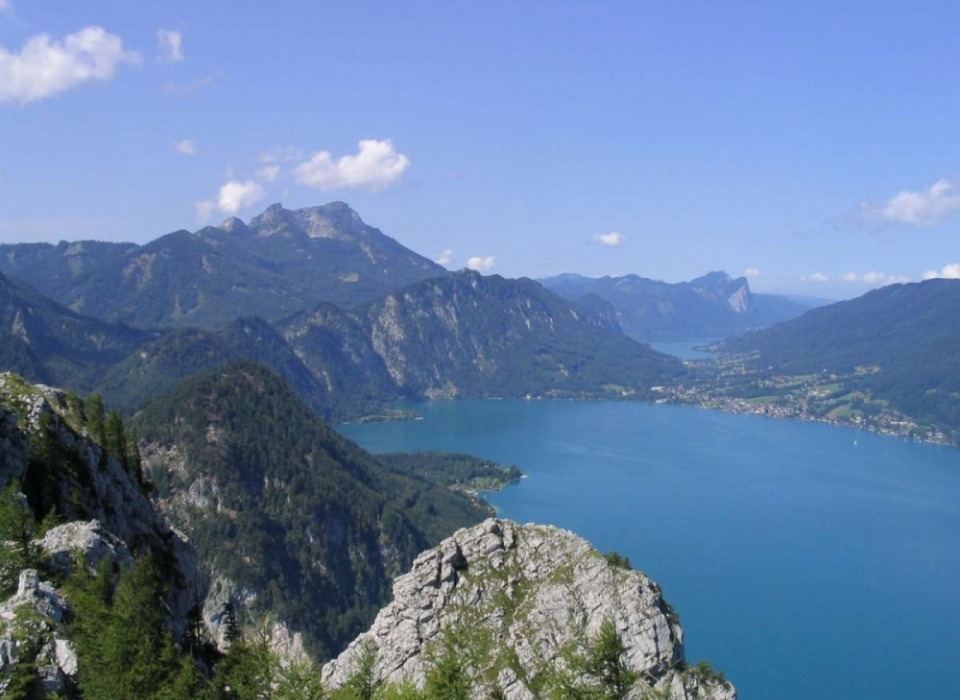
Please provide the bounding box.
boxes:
[131,362,497,657]
[718,279,960,442]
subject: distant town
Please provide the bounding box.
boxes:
[657,354,951,446]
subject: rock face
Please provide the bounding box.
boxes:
[0,374,204,638]
[282,270,687,402]
[323,519,735,699]
[0,570,76,698]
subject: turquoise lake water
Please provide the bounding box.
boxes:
[340,400,960,699]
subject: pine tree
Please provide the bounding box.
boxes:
[87,392,106,447]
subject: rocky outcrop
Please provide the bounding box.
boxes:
[0,570,75,697]
[0,374,204,638]
[323,519,735,699]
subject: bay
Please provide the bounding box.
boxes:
[340,400,960,699]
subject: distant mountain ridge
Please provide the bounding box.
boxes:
[0,260,685,420]
[541,271,810,341]
[280,269,687,401]
[0,268,150,388]
[0,202,446,329]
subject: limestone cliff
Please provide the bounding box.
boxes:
[323,519,735,699]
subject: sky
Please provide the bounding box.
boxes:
[2,1,960,298]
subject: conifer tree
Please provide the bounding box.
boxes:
[87,392,106,447]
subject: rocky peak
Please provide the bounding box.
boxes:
[322,518,735,699]
[241,201,370,241]
[689,271,753,314]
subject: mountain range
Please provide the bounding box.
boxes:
[0,202,446,329]
[540,271,813,341]
[0,203,687,419]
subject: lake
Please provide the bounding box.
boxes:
[339,400,960,699]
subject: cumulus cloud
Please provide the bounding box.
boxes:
[922,263,960,280]
[256,164,280,182]
[466,256,495,272]
[217,180,264,214]
[157,29,183,63]
[434,249,453,266]
[195,179,265,221]
[592,231,625,247]
[841,272,858,282]
[805,273,830,283]
[174,139,197,156]
[0,26,141,104]
[862,178,960,227]
[744,267,761,278]
[294,139,410,191]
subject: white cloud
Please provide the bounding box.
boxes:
[294,139,410,191]
[806,273,830,283]
[216,180,264,214]
[466,256,495,272]
[195,179,265,221]
[863,178,960,227]
[0,26,141,104]
[194,200,216,222]
[157,29,183,63]
[174,139,197,156]
[592,231,625,247]
[744,267,761,278]
[434,249,453,266]
[840,272,858,282]
[256,164,280,182]
[861,271,886,284]
[922,263,960,280]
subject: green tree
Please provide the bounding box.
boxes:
[211,634,275,700]
[332,640,379,700]
[583,619,637,700]
[69,555,182,700]
[0,481,40,594]
[423,631,470,700]
[104,410,130,471]
[87,392,106,447]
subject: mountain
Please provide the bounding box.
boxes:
[0,269,149,389]
[718,279,960,442]
[322,519,736,699]
[282,270,688,400]
[95,315,347,417]
[131,362,498,658]
[540,271,809,341]
[0,202,447,329]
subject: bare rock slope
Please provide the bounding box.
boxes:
[323,518,735,699]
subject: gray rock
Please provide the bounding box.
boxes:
[322,519,735,699]
[0,569,73,696]
[39,520,134,575]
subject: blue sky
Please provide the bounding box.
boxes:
[2,1,960,298]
